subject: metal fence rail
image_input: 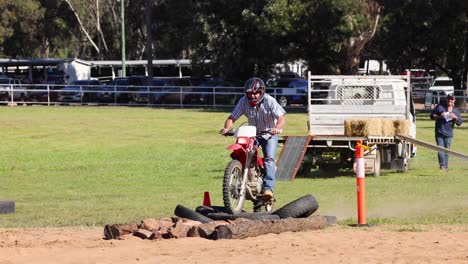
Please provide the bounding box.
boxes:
[1,83,466,111]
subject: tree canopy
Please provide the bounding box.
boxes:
[0,0,466,88]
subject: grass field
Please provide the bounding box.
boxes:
[1,106,468,228]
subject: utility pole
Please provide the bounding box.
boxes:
[121,0,126,77]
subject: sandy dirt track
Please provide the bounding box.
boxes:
[1,225,468,264]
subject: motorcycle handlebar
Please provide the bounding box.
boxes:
[220,128,281,137]
[222,129,235,136]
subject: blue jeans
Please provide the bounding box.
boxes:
[435,134,452,169]
[257,135,278,192]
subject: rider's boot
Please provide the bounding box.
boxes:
[262,189,274,200]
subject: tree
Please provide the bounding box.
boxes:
[264,0,349,74]
[193,0,282,84]
[0,0,44,57]
[340,0,382,74]
[375,0,468,93]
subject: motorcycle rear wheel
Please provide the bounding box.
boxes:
[223,159,246,214]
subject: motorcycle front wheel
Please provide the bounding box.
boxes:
[223,159,246,214]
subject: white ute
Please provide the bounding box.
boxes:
[276,73,417,179]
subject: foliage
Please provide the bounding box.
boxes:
[37,0,81,58]
[0,0,44,57]
[192,0,277,84]
[264,0,350,74]
[374,0,468,90]
[0,0,466,87]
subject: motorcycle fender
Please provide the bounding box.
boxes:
[227,144,245,152]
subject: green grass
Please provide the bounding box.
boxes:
[0,106,468,228]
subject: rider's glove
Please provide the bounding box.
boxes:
[271,126,282,135]
[219,128,228,135]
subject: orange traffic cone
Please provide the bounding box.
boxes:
[203,191,211,206]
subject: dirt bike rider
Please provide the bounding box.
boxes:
[220,77,286,200]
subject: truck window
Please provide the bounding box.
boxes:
[337,85,380,100]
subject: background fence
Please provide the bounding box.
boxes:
[0,83,466,112]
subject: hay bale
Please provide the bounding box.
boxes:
[366,119,382,136]
[344,120,354,136]
[345,118,411,137]
[381,119,395,136]
[394,120,410,135]
[344,119,383,137]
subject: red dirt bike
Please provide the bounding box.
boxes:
[222,125,276,214]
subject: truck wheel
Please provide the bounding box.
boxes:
[298,162,314,178]
[397,158,410,173]
[319,164,338,177]
[278,96,288,107]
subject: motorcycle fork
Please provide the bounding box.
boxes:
[240,140,257,201]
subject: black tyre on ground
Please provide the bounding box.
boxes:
[272,194,319,219]
[223,159,246,214]
[0,200,15,214]
[174,204,214,223]
[206,212,280,221]
[195,205,230,215]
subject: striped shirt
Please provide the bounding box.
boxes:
[231,94,286,132]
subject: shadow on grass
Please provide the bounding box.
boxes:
[294,167,401,179]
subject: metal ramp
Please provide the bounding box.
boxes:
[395,134,468,160]
[276,136,311,181]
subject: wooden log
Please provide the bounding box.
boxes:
[133,228,154,239]
[187,220,230,239]
[214,215,330,240]
[140,218,173,232]
[104,223,139,240]
[166,221,191,239]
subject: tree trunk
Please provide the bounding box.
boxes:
[64,0,100,54]
[214,216,332,240]
[146,0,153,83]
[95,0,109,53]
[343,0,381,74]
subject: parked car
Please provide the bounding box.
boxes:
[400,69,429,78]
[132,78,167,104]
[0,78,26,101]
[429,76,454,95]
[195,79,241,105]
[26,82,62,103]
[156,78,194,104]
[98,77,133,103]
[58,79,102,103]
[267,78,308,107]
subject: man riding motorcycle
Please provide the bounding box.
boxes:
[220,77,286,200]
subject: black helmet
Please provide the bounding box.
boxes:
[244,77,266,106]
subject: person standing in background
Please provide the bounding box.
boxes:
[430,94,463,172]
